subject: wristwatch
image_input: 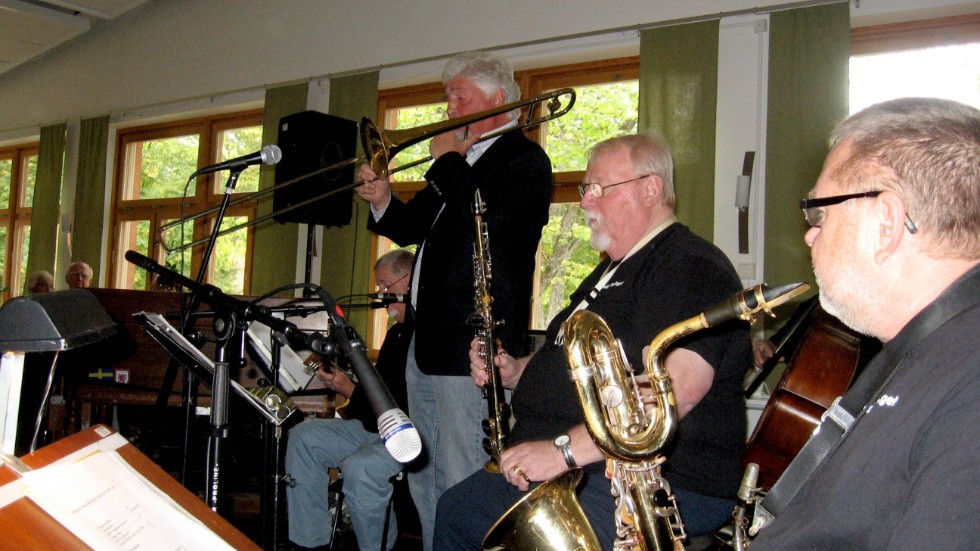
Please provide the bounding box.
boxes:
[553,434,576,468]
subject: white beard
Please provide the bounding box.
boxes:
[814,258,879,339]
[586,209,610,252]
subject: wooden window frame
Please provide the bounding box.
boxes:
[108,110,262,293]
[0,143,39,300]
[851,13,980,56]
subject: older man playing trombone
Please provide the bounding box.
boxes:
[356,50,553,550]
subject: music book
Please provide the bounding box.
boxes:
[0,425,258,550]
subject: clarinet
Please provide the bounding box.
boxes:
[469,189,510,473]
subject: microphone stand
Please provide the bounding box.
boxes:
[181,168,245,512]
[126,250,336,550]
[262,327,287,551]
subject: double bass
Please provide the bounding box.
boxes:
[743,297,879,490]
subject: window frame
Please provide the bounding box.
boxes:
[851,13,980,56]
[108,109,262,294]
[0,143,39,300]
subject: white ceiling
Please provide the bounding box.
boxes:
[0,0,146,77]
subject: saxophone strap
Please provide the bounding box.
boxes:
[568,218,679,319]
[753,265,980,535]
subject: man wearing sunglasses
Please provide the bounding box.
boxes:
[751,98,980,549]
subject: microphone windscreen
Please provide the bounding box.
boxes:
[263,144,283,165]
[378,409,422,463]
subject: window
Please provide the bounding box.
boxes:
[0,143,39,301]
[366,57,639,347]
[850,15,980,113]
[109,110,262,295]
[524,59,638,329]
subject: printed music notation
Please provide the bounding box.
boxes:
[22,446,234,551]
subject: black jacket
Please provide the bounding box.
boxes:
[368,129,552,376]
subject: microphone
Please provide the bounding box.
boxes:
[317,292,421,463]
[366,293,408,304]
[191,144,282,177]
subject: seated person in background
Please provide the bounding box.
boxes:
[286,249,414,551]
[65,261,94,289]
[26,270,54,294]
[435,133,752,548]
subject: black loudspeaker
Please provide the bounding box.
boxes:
[273,111,358,227]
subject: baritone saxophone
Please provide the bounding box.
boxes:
[482,283,808,550]
[563,282,808,551]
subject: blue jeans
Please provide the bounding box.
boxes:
[285,417,403,550]
[672,486,737,537]
[434,468,736,548]
[405,336,487,551]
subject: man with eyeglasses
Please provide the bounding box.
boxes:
[65,261,93,289]
[749,98,980,550]
[435,132,752,547]
[286,249,416,551]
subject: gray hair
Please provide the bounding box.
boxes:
[442,51,521,120]
[26,270,54,294]
[830,97,980,259]
[588,133,676,207]
[375,249,415,278]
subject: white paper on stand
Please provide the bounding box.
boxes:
[23,449,234,551]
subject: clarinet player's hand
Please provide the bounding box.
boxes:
[469,338,526,389]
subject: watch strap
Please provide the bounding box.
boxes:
[555,435,576,468]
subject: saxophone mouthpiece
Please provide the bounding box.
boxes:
[701,282,810,327]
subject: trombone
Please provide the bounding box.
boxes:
[159,88,576,253]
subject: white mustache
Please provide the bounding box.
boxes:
[585,209,604,228]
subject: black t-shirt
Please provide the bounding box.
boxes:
[510,223,751,498]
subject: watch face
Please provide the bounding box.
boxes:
[555,434,569,447]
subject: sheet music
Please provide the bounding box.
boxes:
[134,312,297,426]
[23,449,234,550]
[246,300,330,394]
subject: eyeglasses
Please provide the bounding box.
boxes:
[578,174,652,198]
[377,273,408,293]
[800,190,918,234]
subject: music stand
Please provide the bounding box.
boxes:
[135,312,299,426]
[0,290,117,456]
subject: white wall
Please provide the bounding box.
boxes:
[1,0,977,137]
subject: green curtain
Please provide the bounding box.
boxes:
[639,20,719,240]
[251,83,309,296]
[765,2,850,292]
[73,115,110,284]
[26,124,67,281]
[322,71,380,336]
